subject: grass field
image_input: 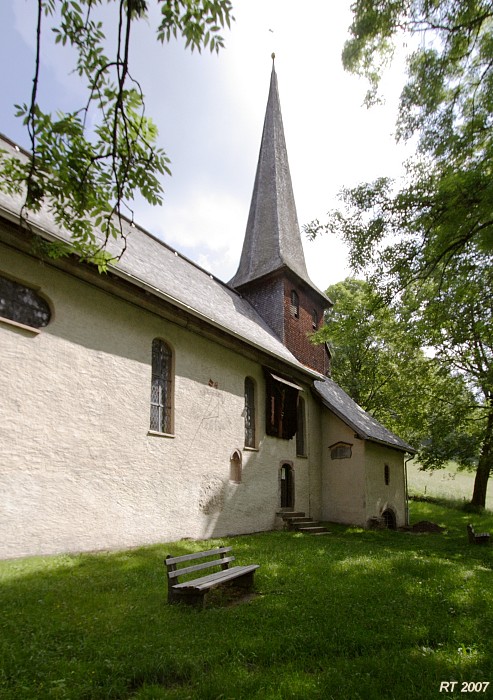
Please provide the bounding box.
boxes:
[407,460,493,512]
[1,496,492,700]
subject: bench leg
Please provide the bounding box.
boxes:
[230,570,256,591]
[168,589,205,608]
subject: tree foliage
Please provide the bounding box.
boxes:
[316,279,480,472]
[0,0,233,269]
[306,0,493,507]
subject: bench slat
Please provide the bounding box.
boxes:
[173,564,259,591]
[167,556,235,579]
[166,547,232,566]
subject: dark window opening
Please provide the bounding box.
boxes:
[384,463,390,485]
[150,338,173,433]
[312,309,318,330]
[296,396,306,457]
[265,371,301,440]
[290,290,299,319]
[0,274,51,328]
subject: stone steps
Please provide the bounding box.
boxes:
[280,511,330,535]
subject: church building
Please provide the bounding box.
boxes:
[0,63,414,559]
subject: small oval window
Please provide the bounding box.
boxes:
[0,274,51,328]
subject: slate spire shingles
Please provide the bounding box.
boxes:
[229,59,327,303]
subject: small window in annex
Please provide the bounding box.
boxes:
[384,463,390,486]
[290,290,299,319]
[330,442,352,460]
[150,338,173,434]
[0,274,51,328]
[244,377,256,448]
[296,396,306,457]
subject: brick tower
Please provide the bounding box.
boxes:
[229,58,331,375]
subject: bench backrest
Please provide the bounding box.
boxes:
[165,547,235,584]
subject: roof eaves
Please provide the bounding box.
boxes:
[0,201,322,382]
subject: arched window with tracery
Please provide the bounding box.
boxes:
[244,377,256,448]
[0,274,51,329]
[150,338,173,434]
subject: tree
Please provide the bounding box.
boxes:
[0,0,233,269]
[315,279,479,474]
[306,0,493,507]
[406,251,493,507]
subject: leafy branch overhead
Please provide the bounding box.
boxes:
[0,0,234,270]
[307,0,493,287]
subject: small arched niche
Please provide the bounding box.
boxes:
[382,508,397,530]
[229,449,242,483]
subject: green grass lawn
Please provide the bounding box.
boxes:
[1,500,492,700]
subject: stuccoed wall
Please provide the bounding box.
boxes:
[364,442,407,527]
[0,243,315,559]
[320,411,367,526]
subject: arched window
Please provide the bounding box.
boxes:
[0,274,51,328]
[296,396,306,457]
[230,450,242,483]
[150,338,173,434]
[384,463,390,486]
[244,377,256,448]
[290,290,299,319]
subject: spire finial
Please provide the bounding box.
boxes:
[271,52,276,63]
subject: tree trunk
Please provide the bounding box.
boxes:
[471,406,493,508]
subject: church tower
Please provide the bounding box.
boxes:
[229,58,331,375]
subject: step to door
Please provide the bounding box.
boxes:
[280,512,330,535]
[297,526,328,534]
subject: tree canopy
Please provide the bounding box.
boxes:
[307,0,493,287]
[306,0,493,506]
[0,0,233,269]
[314,279,480,476]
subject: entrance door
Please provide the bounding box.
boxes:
[280,463,294,509]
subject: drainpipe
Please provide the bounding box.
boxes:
[404,453,414,526]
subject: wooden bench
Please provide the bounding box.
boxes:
[165,546,259,607]
[467,524,490,545]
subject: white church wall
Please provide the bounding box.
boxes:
[320,410,367,526]
[0,243,313,559]
[364,442,407,527]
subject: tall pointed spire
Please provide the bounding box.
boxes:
[229,59,331,375]
[230,57,324,299]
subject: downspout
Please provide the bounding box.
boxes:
[404,453,414,526]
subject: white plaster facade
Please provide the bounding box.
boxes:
[0,241,328,559]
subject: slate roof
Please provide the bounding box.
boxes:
[314,377,416,453]
[0,135,319,377]
[229,61,329,305]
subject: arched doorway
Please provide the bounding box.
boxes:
[280,463,295,509]
[382,508,397,530]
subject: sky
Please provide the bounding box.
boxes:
[0,0,411,290]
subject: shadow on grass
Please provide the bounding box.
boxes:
[0,502,492,699]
